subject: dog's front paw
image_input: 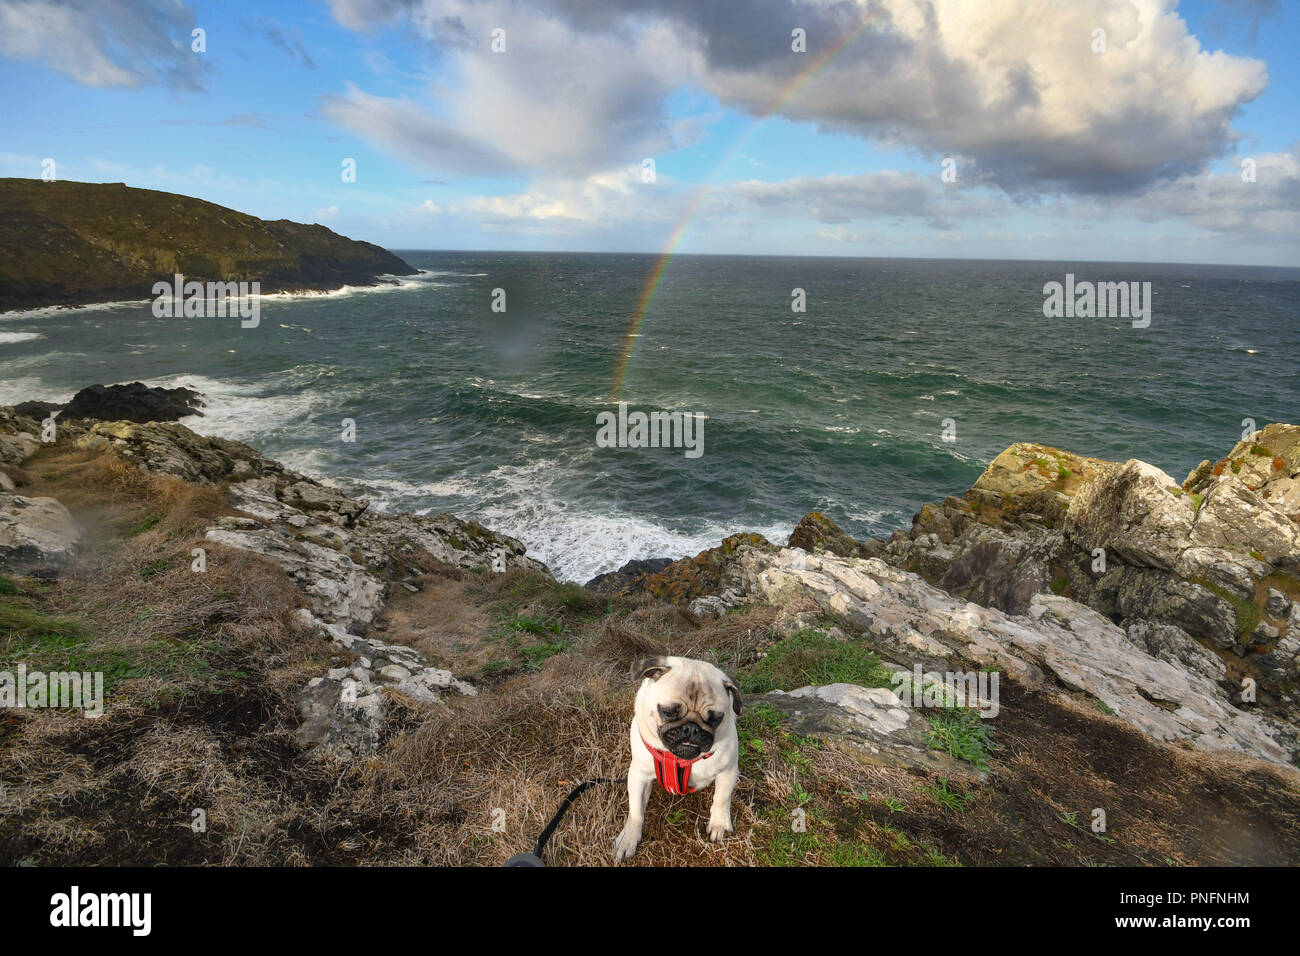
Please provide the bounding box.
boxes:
[707,815,733,843]
[613,824,641,862]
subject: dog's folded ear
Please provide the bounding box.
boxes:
[632,657,671,682]
[724,677,743,715]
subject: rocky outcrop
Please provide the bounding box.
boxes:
[0,409,41,467]
[73,419,546,581]
[77,418,544,760]
[206,518,385,633]
[755,683,983,778]
[292,610,476,759]
[77,420,283,484]
[585,532,775,604]
[0,495,84,577]
[584,557,673,593]
[787,511,883,560]
[734,547,1294,768]
[873,426,1300,711]
[935,523,1063,614]
[55,383,206,423]
[1,403,540,760]
[684,427,1300,770]
[966,441,1117,522]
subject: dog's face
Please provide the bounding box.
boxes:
[633,656,742,760]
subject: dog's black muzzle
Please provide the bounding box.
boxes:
[659,721,715,759]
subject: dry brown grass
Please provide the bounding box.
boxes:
[1,443,333,864]
[373,574,501,672]
[334,671,877,867]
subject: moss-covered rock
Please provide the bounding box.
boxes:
[788,511,879,557]
[969,441,1116,521]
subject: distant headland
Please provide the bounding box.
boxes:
[0,178,417,313]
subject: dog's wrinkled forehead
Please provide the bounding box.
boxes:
[633,655,741,716]
[662,671,723,715]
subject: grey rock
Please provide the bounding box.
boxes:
[736,548,1293,767]
[936,524,1061,614]
[294,677,382,758]
[1252,621,1280,645]
[1265,588,1291,619]
[689,595,726,618]
[1173,547,1263,602]
[1064,459,1194,571]
[1124,620,1227,684]
[205,526,384,632]
[290,609,476,760]
[0,431,40,467]
[755,684,983,778]
[1101,566,1239,650]
[0,494,84,577]
[1192,475,1299,571]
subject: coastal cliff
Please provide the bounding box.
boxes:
[2,388,1298,865]
[0,179,417,312]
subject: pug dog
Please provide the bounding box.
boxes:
[613,655,742,862]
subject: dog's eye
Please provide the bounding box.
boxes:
[706,711,722,726]
[658,704,683,720]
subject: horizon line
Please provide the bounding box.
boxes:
[385,247,1300,271]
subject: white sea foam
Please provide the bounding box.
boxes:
[0,299,147,320]
[0,270,445,321]
[0,376,76,407]
[842,508,893,525]
[0,332,44,344]
[134,373,327,444]
[490,509,792,585]
[336,457,791,583]
[250,269,447,304]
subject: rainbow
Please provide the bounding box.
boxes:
[610,13,882,397]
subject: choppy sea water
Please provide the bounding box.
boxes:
[2,253,1297,581]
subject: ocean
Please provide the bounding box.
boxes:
[2,253,1296,582]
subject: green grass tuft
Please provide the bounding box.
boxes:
[738,629,893,694]
[925,707,995,771]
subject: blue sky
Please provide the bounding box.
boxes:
[0,0,1296,264]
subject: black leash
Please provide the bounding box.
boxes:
[504,776,626,867]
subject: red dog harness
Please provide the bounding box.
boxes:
[641,734,712,794]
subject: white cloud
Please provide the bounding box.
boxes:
[457,166,682,227]
[324,0,1269,197]
[0,0,205,90]
[318,0,1293,254]
[321,1,694,180]
[320,84,519,175]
